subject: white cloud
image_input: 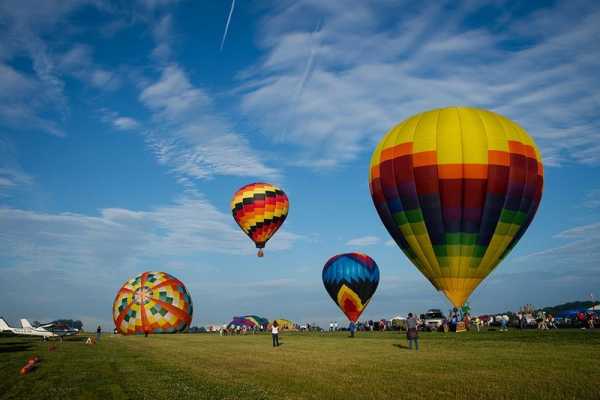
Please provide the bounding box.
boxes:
[57,44,122,91]
[0,194,301,272]
[151,14,173,61]
[516,221,600,264]
[137,0,180,10]
[113,116,140,130]
[346,235,380,247]
[239,1,600,168]
[140,65,210,120]
[0,1,123,136]
[0,137,33,196]
[583,189,600,209]
[139,64,280,183]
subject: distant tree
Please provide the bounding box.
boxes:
[542,301,599,315]
[50,319,83,330]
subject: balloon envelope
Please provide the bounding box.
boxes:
[322,253,380,322]
[369,107,543,307]
[231,182,289,255]
[113,271,193,335]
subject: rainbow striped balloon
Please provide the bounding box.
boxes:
[231,182,289,257]
[369,107,543,307]
[113,272,193,335]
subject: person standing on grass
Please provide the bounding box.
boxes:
[96,325,101,342]
[272,321,280,347]
[406,313,418,350]
[349,321,356,338]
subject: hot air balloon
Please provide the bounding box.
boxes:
[369,107,543,308]
[113,271,193,335]
[322,253,380,323]
[231,182,289,257]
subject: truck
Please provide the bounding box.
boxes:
[422,309,447,332]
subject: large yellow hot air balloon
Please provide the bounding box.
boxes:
[369,107,543,307]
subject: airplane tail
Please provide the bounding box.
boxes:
[0,317,11,331]
[20,319,33,329]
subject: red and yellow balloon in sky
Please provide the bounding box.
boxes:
[231,182,289,257]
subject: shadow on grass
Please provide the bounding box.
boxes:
[62,336,90,342]
[0,344,34,353]
[392,343,410,350]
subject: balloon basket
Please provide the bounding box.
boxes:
[257,249,264,257]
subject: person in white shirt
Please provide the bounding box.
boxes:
[272,321,280,347]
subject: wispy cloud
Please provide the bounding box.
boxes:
[137,0,180,10]
[220,0,236,52]
[113,117,140,130]
[0,0,88,136]
[0,137,33,196]
[0,184,303,327]
[583,189,600,209]
[239,1,600,168]
[0,1,129,136]
[346,235,380,247]
[57,44,122,91]
[516,221,600,264]
[152,14,174,61]
[139,64,280,184]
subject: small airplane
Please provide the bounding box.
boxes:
[0,318,79,339]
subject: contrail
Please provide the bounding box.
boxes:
[281,19,322,139]
[294,19,322,100]
[220,0,236,52]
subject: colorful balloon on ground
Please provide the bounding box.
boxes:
[231,182,289,257]
[322,253,380,322]
[113,272,193,335]
[227,315,269,329]
[369,107,543,307]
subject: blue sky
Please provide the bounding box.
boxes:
[1,0,599,330]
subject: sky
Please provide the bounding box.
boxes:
[1,0,599,330]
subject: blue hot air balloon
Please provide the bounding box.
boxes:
[322,253,380,322]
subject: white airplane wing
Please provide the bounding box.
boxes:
[20,319,33,329]
[0,317,13,332]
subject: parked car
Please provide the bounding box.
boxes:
[422,309,446,332]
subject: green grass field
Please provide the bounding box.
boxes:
[1,330,599,400]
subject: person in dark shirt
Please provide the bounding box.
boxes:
[406,313,418,350]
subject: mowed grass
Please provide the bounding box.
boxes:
[1,330,599,400]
